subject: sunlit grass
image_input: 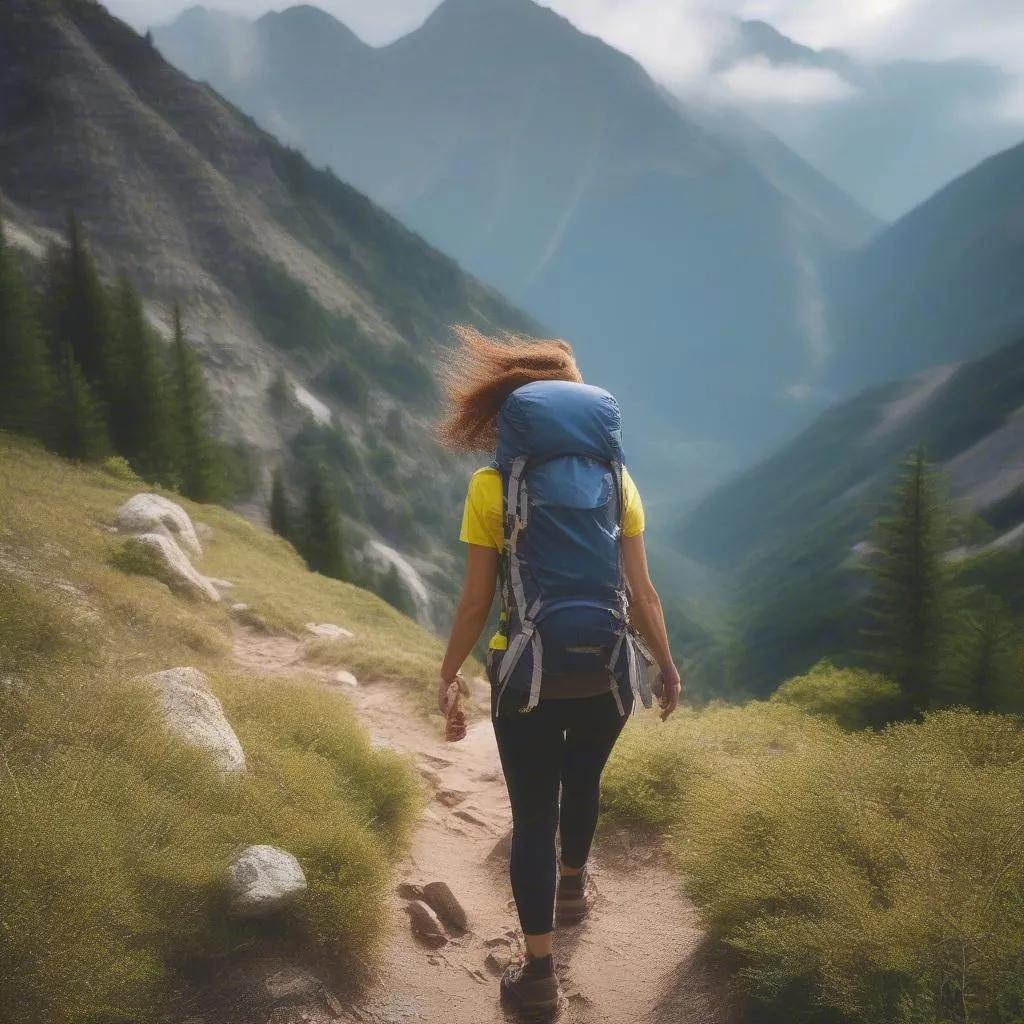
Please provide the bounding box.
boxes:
[604,701,1024,1023]
[0,434,427,1022]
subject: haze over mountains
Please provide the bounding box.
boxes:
[155,0,880,496]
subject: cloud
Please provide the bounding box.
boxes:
[715,58,856,105]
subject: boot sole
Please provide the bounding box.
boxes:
[500,989,564,1022]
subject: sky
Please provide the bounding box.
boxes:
[107,0,1024,117]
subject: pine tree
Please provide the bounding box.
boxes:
[300,470,349,581]
[54,212,119,403]
[0,219,55,441]
[943,592,1016,713]
[269,469,292,540]
[110,276,176,484]
[379,564,415,617]
[863,446,951,716]
[170,304,217,502]
[53,345,109,462]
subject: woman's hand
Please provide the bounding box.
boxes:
[439,673,468,743]
[658,664,681,722]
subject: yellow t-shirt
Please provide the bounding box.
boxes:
[460,466,644,651]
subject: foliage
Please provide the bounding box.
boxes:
[603,702,1024,1024]
[299,469,349,582]
[377,564,416,618]
[170,304,218,503]
[772,660,904,730]
[0,437,428,1023]
[269,468,293,541]
[862,447,952,715]
[101,454,140,482]
[0,221,55,442]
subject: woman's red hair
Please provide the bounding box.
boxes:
[437,326,583,452]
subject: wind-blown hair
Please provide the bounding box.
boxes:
[437,325,583,452]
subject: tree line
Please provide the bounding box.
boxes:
[0,213,221,501]
[268,466,415,618]
[861,446,1022,717]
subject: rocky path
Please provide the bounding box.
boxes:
[230,628,737,1024]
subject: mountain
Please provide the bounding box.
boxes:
[0,0,538,620]
[154,0,878,497]
[714,17,1021,222]
[677,335,1024,696]
[829,137,1024,394]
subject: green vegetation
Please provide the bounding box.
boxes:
[862,447,952,715]
[0,434,439,1023]
[772,660,904,730]
[0,214,230,501]
[603,697,1024,1024]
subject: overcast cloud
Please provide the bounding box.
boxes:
[108,0,1024,117]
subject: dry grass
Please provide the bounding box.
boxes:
[603,700,1024,1023]
[0,434,427,1023]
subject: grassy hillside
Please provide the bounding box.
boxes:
[603,691,1024,1023]
[0,433,445,1021]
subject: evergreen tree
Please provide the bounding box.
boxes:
[170,304,217,502]
[53,345,109,462]
[300,470,349,581]
[943,592,1016,712]
[378,563,416,617]
[110,275,176,483]
[863,446,951,716]
[269,469,292,540]
[54,212,119,403]
[0,219,55,441]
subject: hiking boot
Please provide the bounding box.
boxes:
[555,866,594,925]
[500,954,562,1021]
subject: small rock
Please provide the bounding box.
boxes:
[488,826,513,863]
[231,603,250,614]
[421,881,468,932]
[227,845,308,918]
[396,881,424,900]
[406,900,446,944]
[332,671,359,688]
[453,807,492,830]
[463,966,489,985]
[207,577,235,591]
[305,623,355,640]
[485,952,513,976]
[484,935,512,949]
[115,493,203,556]
[434,787,468,808]
[265,968,320,1002]
[143,668,246,772]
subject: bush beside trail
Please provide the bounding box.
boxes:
[603,697,1024,1024]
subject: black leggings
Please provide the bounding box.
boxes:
[492,692,632,936]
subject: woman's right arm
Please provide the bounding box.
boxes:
[621,533,681,721]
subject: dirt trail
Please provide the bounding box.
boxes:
[232,628,737,1024]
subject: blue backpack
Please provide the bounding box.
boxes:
[489,380,655,717]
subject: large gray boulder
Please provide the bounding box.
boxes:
[128,533,220,603]
[227,845,308,918]
[116,493,203,557]
[145,668,246,773]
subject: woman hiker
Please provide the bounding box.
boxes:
[437,327,682,1020]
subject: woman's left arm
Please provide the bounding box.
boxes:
[439,544,499,713]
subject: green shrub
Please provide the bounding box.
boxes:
[108,536,168,585]
[101,454,139,482]
[772,660,904,730]
[606,702,1024,1024]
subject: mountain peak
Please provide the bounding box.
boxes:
[257,5,368,50]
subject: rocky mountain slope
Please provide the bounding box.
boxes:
[154,0,877,496]
[0,0,539,620]
[828,136,1024,394]
[678,333,1024,695]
